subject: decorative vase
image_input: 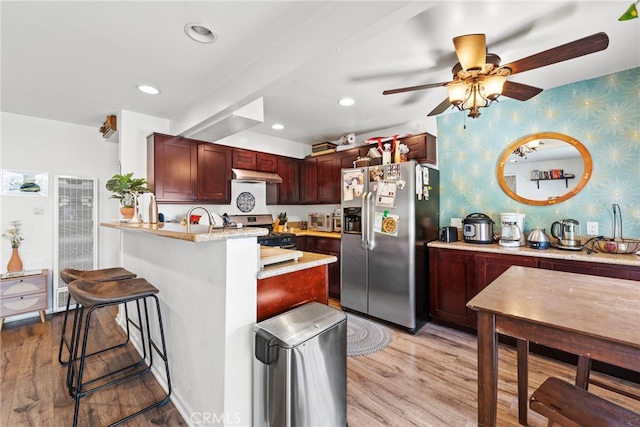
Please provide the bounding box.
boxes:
[120,207,135,219]
[7,247,23,272]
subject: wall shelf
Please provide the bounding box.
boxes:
[530,176,574,189]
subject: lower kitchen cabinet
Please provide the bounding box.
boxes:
[298,235,341,299]
[429,246,640,382]
[429,248,476,328]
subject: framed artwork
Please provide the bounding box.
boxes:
[1,169,49,196]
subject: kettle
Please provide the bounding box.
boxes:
[550,219,581,248]
[527,228,550,250]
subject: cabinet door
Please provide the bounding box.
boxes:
[539,259,640,280]
[308,237,341,299]
[475,253,539,293]
[301,158,318,203]
[317,154,340,203]
[257,152,277,172]
[232,148,257,170]
[148,134,198,202]
[404,133,437,165]
[277,157,300,204]
[198,143,231,203]
[339,148,361,169]
[429,248,476,328]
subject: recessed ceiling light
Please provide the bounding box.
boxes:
[272,123,284,130]
[184,22,216,44]
[338,98,355,106]
[137,85,160,95]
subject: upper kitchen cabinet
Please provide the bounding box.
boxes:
[301,158,318,203]
[316,153,341,204]
[276,156,300,204]
[403,133,437,165]
[147,133,231,204]
[232,148,278,173]
[198,143,232,203]
[147,133,198,202]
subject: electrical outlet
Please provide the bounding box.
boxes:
[586,221,599,235]
[451,218,462,228]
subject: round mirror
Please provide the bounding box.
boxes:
[497,132,592,206]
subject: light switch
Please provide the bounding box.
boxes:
[33,207,44,215]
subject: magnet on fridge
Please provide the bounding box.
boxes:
[396,180,405,190]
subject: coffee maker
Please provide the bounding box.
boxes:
[499,213,526,247]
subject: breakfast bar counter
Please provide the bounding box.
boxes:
[101,221,336,426]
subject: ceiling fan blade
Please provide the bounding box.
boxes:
[427,97,452,117]
[503,32,609,76]
[453,34,486,71]
[501,81,543,101]
[383,81,448,95]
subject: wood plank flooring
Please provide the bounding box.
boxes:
[2,306,639,426]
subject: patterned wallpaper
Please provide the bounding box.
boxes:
[436,67,640,239]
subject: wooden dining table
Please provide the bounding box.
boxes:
[467,265,640,426]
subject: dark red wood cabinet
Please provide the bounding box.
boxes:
[147,133,231,204]
[147,133,198,202]
[301,158,319,203]
[276,156,300,204]
[298,236,341,299]
[198,143,231,203]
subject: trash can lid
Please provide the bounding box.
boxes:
[254,302,346,349]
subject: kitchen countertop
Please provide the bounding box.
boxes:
[427,240,640,267]
[257,250,337,280]
[293,229,341,239]
[101,221,268,242]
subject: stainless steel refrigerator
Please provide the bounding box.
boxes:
[340,161,439,332]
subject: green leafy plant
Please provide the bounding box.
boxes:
[2,220,24,248]
[105,173,151,207]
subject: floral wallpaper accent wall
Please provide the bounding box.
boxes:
[436,67,640,239]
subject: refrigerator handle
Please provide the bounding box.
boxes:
[366,192,375,250]
[360,192,367,250]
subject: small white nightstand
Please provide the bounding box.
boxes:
[0,269,49,330]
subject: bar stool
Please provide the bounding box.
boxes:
[58,268,137,367]
[66,278,171,427]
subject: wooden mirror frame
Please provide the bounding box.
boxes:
[497,132,593,206]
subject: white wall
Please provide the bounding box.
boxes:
[0,112,121,280]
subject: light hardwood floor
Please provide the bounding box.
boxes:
[1,307,639,426]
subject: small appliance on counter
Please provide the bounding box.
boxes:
[498,213,526,247]
[527,228,551,249]
[463,213,494,244]
[333,208,342,232]
[308,212,333,232]
[551,218,582,250]
[439,226,458,243]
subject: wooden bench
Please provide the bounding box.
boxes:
[530,377,640,427]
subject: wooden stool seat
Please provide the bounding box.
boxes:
[68,278,158,308]
[64,276,171,426]
[60,267,136,284]
[530,377,640,427]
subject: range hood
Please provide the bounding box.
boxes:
[232,168,282,184]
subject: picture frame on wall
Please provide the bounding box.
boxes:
[1,169,49,197]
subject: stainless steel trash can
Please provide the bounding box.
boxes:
[254,302,347,427]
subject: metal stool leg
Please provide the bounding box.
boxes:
[67,292,171,426]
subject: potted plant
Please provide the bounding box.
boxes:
[105,172,151,219]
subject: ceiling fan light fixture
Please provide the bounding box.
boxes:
[447,82,468,105]
[483,74,507,100]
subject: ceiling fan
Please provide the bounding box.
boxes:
[383,32,609,119]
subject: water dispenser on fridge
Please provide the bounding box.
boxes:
[343,207,361,233]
